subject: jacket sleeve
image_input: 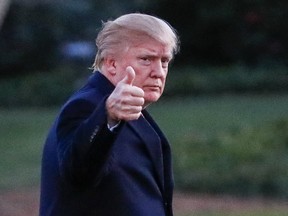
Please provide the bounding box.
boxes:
[56,96,121,186]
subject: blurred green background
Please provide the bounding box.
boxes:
[1,0,288,215]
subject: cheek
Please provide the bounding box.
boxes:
[162,77,167,85]
[133,73,147,87]
[132,78,143,89]
[161,78,167,90]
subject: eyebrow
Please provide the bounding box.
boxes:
[137,49,172,60]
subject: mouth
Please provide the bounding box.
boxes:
[144,85,161,91]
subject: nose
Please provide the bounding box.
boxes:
[150,60,166,78]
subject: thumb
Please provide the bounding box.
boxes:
[121,66,135,85]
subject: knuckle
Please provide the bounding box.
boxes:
[140,98,145,105]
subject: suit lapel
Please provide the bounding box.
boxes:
[142,110,174,203]
[128,114,165,193]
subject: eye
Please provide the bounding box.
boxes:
[161,58,170,68]
[139,57,151,65]
[161,57,170,63]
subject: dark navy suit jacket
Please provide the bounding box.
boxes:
[40,72,174,216]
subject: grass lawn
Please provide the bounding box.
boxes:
[0,94,288,215]
[149,94,288,142]
[0,108,56,190]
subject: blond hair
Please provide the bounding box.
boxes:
[92,13,179,70]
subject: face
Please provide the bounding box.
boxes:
[113,38,173,106]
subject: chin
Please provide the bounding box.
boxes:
[145,94,161,104]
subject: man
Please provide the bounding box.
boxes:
[40,13,179,216]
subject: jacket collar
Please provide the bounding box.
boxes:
[140,110,173,202]
[88,71,115,96]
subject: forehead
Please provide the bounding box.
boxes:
[129,39,173,58]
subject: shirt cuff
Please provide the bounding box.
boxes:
[107,121,121,132]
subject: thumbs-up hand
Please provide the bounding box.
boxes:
[120,66,136,85]
[106,66,145,126]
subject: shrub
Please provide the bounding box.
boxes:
[165,65,288,97]
[0,66,89,107]
[174,119,288,198]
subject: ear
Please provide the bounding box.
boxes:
[103,56,117,75]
